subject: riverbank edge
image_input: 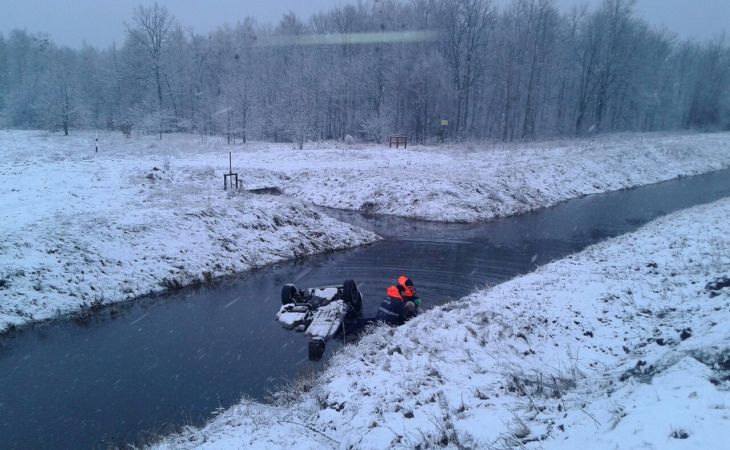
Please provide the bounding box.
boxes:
[281,132,730,222]
[0,239,380,339]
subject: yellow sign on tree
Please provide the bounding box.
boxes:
[440,119,449,126]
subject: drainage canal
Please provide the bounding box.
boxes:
[2,169,730,449]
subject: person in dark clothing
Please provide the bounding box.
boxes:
[375,275,421,325]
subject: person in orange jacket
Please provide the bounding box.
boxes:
[376,275,421,325]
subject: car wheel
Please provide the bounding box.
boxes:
[342,279,362,314]
[281,284,297,305]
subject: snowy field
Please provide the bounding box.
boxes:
[0,130,377,332]
[2,129,730,333]
[155,197,730,450]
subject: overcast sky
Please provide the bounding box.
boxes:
[1,0,728,48]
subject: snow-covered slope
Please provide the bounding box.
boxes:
[0,131,377,332]
[66,130,727,223]
[154,197,730,449]
[275,133,730,222]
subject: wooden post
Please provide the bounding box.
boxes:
[224,151,240,190]
[388,136,408,149]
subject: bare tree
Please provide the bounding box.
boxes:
[125,3,176,138]
[438,0,494,136]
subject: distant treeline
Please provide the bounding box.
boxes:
[0,0,728,145]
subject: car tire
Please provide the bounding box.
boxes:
[342,279,362,314]
[281,284,297,305]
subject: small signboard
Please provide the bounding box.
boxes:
[440,119,449,126]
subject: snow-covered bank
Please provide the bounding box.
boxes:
[275,132,730,222]
[0,131,377,333]
[76,130,729,223]
[155,198,730,449]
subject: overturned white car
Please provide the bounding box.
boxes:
[276,280,363,361]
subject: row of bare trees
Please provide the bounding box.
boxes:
[0,0,728,144]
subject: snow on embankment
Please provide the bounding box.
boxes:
[155,198,730,449]
[0,131,377,333]
[279,133,730,222]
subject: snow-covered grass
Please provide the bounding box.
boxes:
[0,130,377,332]
[12,130,727,225]
[274,132,730,222]
[116,130,730,223]
[154,198,730,449]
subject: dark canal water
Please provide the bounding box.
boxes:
[2,169,730,449]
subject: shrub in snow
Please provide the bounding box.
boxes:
[670,428,690,439]
[119,121,133,138]
[344,134,356,145]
